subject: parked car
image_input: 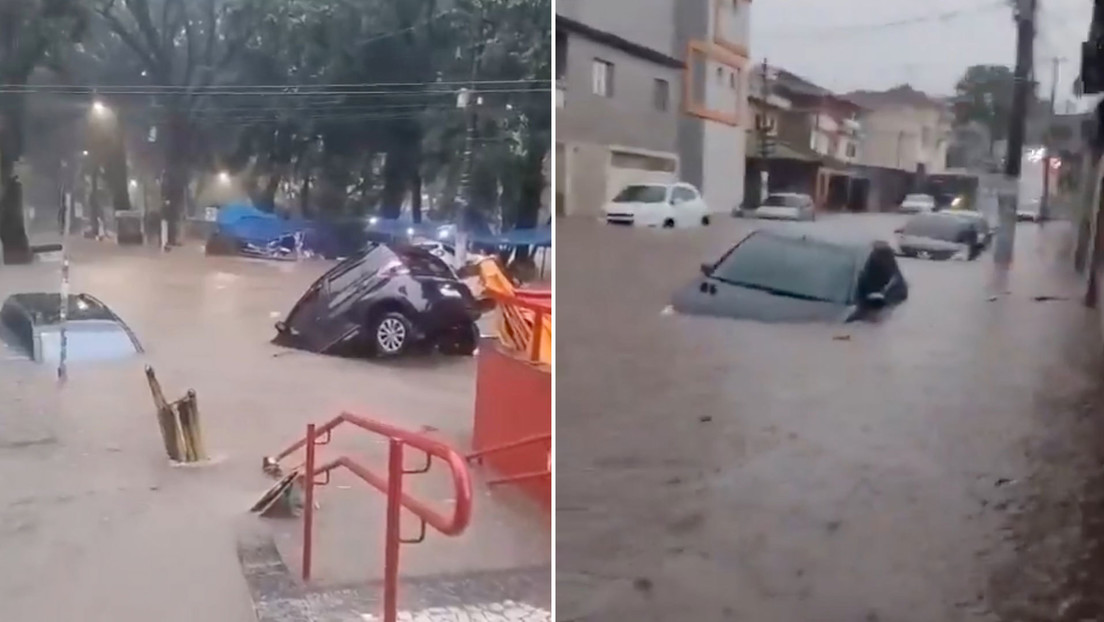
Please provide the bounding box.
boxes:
[899,193,937,214]
[738,192,816,221]
[894,213,984,261]
[0,293,143,364]
[670,229,908,323]
[602,182,711,228]
[274,242,481,357]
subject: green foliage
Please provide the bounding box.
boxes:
[952,64,1041,146]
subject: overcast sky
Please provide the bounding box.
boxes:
[751,0,1090,108]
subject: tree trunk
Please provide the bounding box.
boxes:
[103,123,133,214]
[89,168,102,237]
[381,150,406,219]
[299,176,311,218]
[161,112,188,245]
[0,92,31,264]
[411,172,422,223]
[259,173,280,212]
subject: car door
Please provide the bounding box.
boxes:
[671,185,703,227]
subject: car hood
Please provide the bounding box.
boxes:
[671,279,852,323]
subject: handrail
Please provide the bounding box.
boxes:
[267,412,473,622]
[467,433,551,488]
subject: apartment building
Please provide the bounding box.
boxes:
[555,0,751,216]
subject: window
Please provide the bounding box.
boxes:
[592,59,613,97]
[555,31,567,80]
[671,187,698,204]
[653,78,669,111]
[716,67,724,83]
[612,185,667,204]
[846,142,857,158]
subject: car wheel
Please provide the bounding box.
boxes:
[663,218,675,228]
[701,215,711,226]
[370,312,412,357]
[439,322,479,356]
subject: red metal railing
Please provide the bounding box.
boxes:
[466,432,551,486]
[269,412,473,622]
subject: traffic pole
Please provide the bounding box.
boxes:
[1040,56,1065,222]
[58,190,71,385]
[993,0,1037,268]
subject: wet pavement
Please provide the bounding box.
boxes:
[0,240,549,621]
[557,213,1104,621]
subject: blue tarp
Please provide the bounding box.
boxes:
[213,204,551,260]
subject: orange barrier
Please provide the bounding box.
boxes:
[266,412,473,622]
[477,259,551,366]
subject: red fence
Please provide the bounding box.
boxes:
[267,412,473,622]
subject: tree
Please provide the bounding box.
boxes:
[93,0,265,244]
[0,0,88,263]
[952,64,1042,154]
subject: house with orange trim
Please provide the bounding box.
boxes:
[555,0,752,217]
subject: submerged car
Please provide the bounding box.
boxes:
[671,229,908,323]
[274,242,481,357]
[739,192,816,221]
[601,182,711,228]
[944,209,994,247]
[0,293,143,364]
[895,213,984,261]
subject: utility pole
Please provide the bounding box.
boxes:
[454,9,483,267]
[1040,55,1065,222]
[756,58,773,202]
[993,0,1037,268]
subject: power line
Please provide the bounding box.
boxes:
[1,79,547,93]
[0,85,550,97]
[765,0,1008,40]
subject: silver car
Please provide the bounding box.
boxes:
[737,192,816,221]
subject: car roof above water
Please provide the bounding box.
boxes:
[751,226,885,255]
[3,293,119,325]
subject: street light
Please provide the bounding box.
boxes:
[91,100,110,118]
[217,171,231,184]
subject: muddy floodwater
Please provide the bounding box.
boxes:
[557,214,1104,621]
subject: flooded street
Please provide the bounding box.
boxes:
[556,213,1104,621]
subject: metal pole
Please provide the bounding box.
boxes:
[58,189,70,384]
[1040,56,1063,222]
[455,10,483,268]
[993,0,1036,267]
[758,58,771,202]
[382,439,404,622]
[301,423,316,583]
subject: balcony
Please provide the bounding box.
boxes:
[556,78,565,109]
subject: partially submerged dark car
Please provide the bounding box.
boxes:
[274,242,481,357]
[0,293,143,364]
[671,229,908,323]
[895,213,984,261]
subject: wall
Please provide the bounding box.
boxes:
[556,0,676,54]
[558,35,681,153]
[858,105,949,173]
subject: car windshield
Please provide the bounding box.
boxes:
[905,194,934,203]
[612,185,667,203]
[393,248,455,278]
[763,194,805,207]
[709,233,858,304]
[901,214,968,241]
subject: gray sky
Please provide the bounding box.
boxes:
[751,0,1090,107]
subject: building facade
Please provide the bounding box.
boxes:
[555,0,751,217]
[846,86,952,176]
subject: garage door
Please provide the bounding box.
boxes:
[605,150,678,201]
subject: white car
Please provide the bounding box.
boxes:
[602,182,711,228]
[899,193,936,213]
[1017,199,1041,222]
[741,192,816,221]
